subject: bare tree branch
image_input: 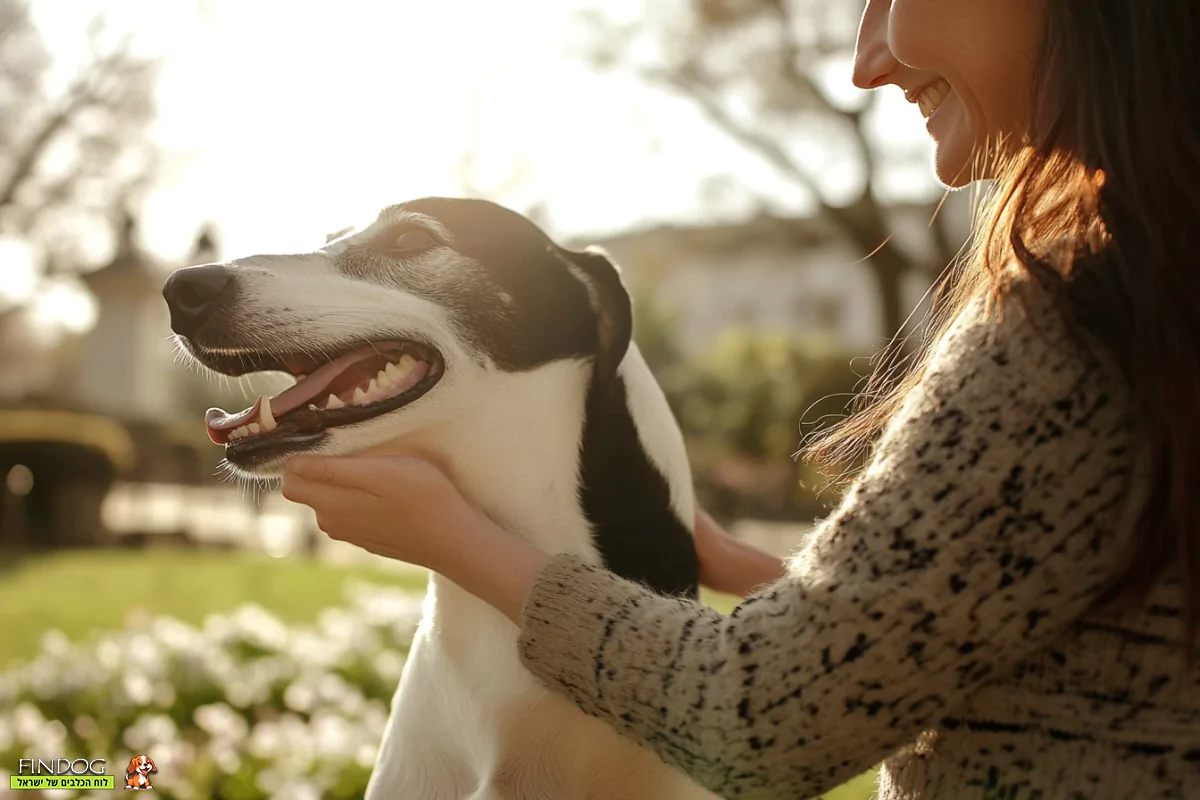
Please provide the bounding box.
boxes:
[0,4,158,242]
[0,91,92,211]
[575,0,967,342]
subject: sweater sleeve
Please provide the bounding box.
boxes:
[516,288,1141,800]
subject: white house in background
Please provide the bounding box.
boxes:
[576,197,973,355]
[71,215,218,423]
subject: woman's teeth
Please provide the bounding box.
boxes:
[915,80,950,119]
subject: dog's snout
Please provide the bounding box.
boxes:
[163,264,232,337]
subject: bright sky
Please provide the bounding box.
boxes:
[22,0,936,281]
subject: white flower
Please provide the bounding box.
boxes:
[310,711,355,761]
[194,703,249,742]
[120,672,154,706]
[40,629,72,657]
[371,649,407,683]
[150,616,203,653]
[126,633,165,677]
[356,742,378,768]
[12,702,46,742]
[228,605,289,652]
[255,766,283,796]
[72,714,98,739]
[207,740,242,774]
[95,638,122,672]
[122,713,179,751]
[282,680,316,713]
[0,713,13,751]
[287,631,336,669]
[315,673,353,706]
[275,777,322,800]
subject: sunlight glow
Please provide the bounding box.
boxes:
[33,0,935,263]
[0,238,38,304]
[29,280,99,335]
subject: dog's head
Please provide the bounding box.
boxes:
[126,755,156,776]
[163,198,632,477]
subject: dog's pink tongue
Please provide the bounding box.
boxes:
[204,349,371,444]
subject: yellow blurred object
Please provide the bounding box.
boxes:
[0,409,135,472]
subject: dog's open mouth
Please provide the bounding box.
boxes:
[204,340,444,454]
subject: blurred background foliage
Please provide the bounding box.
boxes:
[633,288,867,521]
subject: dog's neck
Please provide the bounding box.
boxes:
[370,348,698,597]
[368,359,599,559]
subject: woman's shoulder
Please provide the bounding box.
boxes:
[880,269,1139,500]
[929,268,1125,404]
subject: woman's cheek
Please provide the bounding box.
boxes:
[885,0,960,73]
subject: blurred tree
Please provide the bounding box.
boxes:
[0,0,161,272]
[574,0,965,346]
[632,293,685,378]
[649,324,867,518]
[659,329,863,461]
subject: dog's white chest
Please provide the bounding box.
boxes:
[366,578,716,800]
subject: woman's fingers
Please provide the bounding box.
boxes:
[286,455,408,496]
[280,472,362,526]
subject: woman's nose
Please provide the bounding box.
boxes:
[853,0,899,89]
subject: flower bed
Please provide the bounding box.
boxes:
[0,579,877,800]
[0,582,423,799]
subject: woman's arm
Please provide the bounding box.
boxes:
[513,292,1140,799]
[694,510,788,597]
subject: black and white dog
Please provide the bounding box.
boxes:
[163,197,718,799]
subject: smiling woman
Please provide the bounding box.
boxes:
[854,0,1043,187]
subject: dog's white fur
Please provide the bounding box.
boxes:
[177,207,718,800]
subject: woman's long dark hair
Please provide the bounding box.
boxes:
[807,2,1200,647]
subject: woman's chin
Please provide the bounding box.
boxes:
[932,139,982,189]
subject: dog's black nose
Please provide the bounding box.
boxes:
[163,264,232,337]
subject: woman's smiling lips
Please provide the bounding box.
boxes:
[905,78,952,119]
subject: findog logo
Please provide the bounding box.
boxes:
[123,755,157,790]
[11,757,113,791]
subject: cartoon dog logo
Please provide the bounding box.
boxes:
[124,755,156,790]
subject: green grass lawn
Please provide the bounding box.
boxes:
[0,549,876,799]
[0,548,429,668]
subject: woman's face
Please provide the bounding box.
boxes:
[853,0,1044,187]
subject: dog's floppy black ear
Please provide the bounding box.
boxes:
[553,245,633,395]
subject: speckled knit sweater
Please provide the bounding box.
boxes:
[517,281,1200,799]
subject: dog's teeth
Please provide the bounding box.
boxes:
[308,403,320,411]
[248,422,261,435]
[384,362,402,381]
[368,378,380,396]
[326,393,344,409]
[259,396,277,431]
[376,367,393,388]
[395,354,417,376]
[352,387,368,405]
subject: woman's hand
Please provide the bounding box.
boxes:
[279,452,786,617]
[281,454,550,623]
[694,509,788,597]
